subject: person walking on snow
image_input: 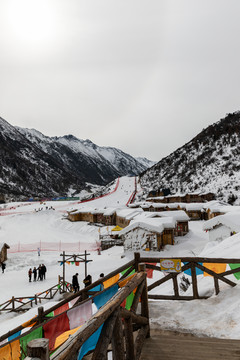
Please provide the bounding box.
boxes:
[72,273,80,293]
[28,268,32,282]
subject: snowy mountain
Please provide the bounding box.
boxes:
[0,116,152,200]
[140,111,240,203]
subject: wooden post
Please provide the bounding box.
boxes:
[27,338,49,360]
[172,275,179,298]
[35,295,37,305]
[124,316,135,360]
[85,250,87,278]
[12,296,15,310]
[138,263,150,338]
[112,309,125,360]
[191,262,199,299]
[214,277,220,295]
[37,306,44,325]
[134,252,140,272]
[63,251,66,292]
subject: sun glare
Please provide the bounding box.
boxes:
[5,0,58,50]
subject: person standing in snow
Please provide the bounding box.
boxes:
[33,267,37,281]
[72,273,80,293]
[28,268,32,282]
[41,264,47,280]
[1,263,6,273]
[83,274,92,288]
[37,264,42,281]
[37,247,41,257]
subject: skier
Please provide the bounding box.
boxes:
[28,268,32,282]
[72,273,80,293]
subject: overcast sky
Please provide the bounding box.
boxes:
[0,0,240,161]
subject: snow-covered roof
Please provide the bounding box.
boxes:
[91,208,105,214]
[200,231,240,258]
[116,208,143,220]
[156,210,190,222]
[185,203,205,211]
[203,212,240,232]
[146,196,165,201]
[103,207,118,216]
[119,217,176,236]
[150,203,168,208]
[166,203,181,209]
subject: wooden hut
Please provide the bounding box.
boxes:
[120,217,175,252]
[67,210,82,222]
[0,243,10,263]
[116,208,143,228]
[103,208,117,226]
[92,209,105,224]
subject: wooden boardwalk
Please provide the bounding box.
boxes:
[140,329,240,360]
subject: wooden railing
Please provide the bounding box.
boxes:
[21,264,149,360]
[0,259,136,344]
[2,253,240,359]
[140,256,240,300]
[0,280,72,313]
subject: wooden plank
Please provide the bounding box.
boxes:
[140,330,240,360]
[120,308,148,326]
[135,325,149,360]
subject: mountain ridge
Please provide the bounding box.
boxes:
[0,117,153,200]
[139,111,240,203]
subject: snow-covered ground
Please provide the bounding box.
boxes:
[1,176,240,341]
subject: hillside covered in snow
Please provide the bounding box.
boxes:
[0,116,153,200]
[140,112,240,203]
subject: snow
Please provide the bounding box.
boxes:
[203,212,240,232]
[2,176,240,344]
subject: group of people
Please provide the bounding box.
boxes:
[28,264,47,282]
[72,272,104,293]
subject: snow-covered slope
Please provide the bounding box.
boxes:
[140,112,240,203]
[0,116,153,200]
